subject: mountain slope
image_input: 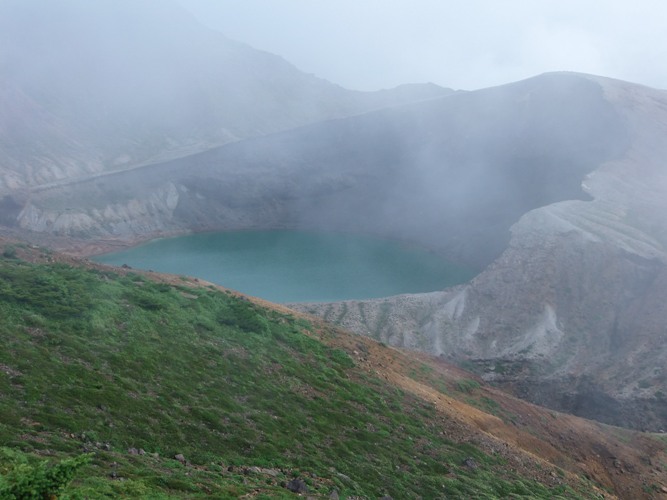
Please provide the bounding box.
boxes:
[9,72,625,270]
[295,76,667,430]
[1,239,666,498]
[0,0,452,191]
[3,71,667,432]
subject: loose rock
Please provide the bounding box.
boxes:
[285,478,309,494]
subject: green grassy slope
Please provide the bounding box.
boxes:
[0,247,592,498]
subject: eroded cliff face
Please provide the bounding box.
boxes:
[18,183,180,237]
[294,78,667,430]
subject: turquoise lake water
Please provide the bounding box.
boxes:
[94,231,474,303]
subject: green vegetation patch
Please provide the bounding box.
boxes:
[0,448,90,499]
[0,256,590,498]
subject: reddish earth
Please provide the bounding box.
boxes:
[312,329,667,499]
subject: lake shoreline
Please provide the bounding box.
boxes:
[93,229,475,303]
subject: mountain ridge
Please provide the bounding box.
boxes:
[0,0,455,191]
[6,72,625,264]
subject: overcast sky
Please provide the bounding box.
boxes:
[182,0,667,91]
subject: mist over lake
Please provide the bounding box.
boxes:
[94,230,474,303]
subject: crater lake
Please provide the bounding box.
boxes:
[94,230,474,303]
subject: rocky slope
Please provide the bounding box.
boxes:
[295,77,667,430]
[0,0,451,191]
